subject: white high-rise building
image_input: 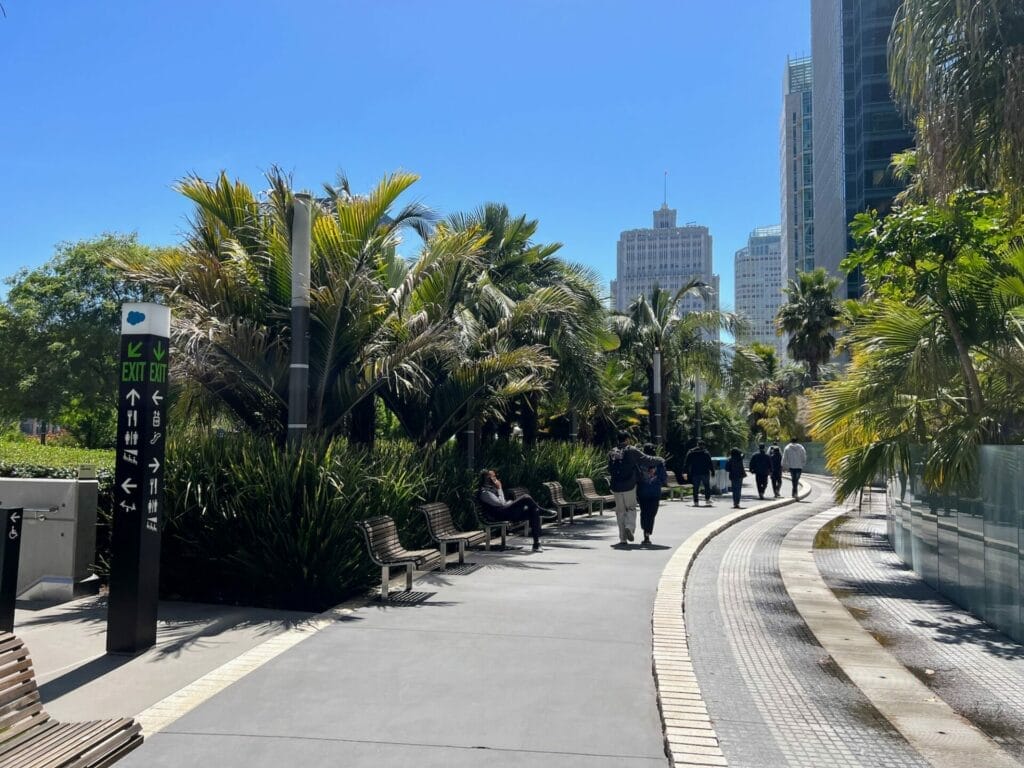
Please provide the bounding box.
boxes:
[611,204,720,338]
[734,225,785,360]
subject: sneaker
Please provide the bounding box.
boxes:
[625,529,634,542]
[642,537,651,547]
[532,542,542,552]
[693,502,701,507]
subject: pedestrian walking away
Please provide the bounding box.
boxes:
[636,443,667,546]
[477,469,546,551]
[748,443,772,499]
[769,441,783,497]
[781,437,807,498]
[683,439,714,506]
[607,431,654,545]
[725,447,746,508]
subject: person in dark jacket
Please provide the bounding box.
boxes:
[607,431,655,545]
[477,469,546,551]
[769,442,783,498]
[725,448,746,508]
[636,443,668,546]
[748,443,773,500]
[683,440,714,507]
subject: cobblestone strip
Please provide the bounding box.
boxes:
[137,604,358,736]
[781,508,1021,768]
[653,485,809,768]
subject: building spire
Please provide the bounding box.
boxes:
[663,170,668,207]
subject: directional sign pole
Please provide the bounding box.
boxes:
[0,508,24,632]
[107,303,170,654]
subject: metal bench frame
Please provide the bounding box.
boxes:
[358,516,443,599]
[542,482,586,524]
[0,632,142,768]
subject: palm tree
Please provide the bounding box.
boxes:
[612,282,735,443]
[889,0,1024,203]
[775,268,842,385]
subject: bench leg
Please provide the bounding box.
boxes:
[500,524,507,550]
[405,563,413,592]
[439,541,448,571]
[458,539,466,564]
[381,565,390,601]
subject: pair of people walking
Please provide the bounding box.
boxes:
[608,432,664,547]
[746,439,806,501]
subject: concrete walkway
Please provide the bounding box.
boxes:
[117,497,752,767]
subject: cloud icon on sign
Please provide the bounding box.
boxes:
[127,311,146,325]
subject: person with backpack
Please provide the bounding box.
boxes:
[725,447,746,509]
[683,440,714,507]
[769,441,783,497]
[607,431,653,546]
[636,442,668,546]
[748,443,773,500]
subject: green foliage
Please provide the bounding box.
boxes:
[0,235,153,447]
[0,441,115,475]
[156,434,603,610]
[775,268,842,385]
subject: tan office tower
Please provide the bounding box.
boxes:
[734,225,785,361]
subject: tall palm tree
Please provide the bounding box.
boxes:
[775,268,842,385]
[889,0,1024,203]
[612,282,735,442]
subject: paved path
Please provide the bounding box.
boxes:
[118,497,750,767]
[817,503,1024,763]
[686,479,931,767]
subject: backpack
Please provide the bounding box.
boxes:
[608,447,630,484]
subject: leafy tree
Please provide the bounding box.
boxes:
[775,268,842,385]
[890,0,1024,204]
[0,235,149,446]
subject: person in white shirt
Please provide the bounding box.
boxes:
[477,469,545,551]
[780,438,807,498]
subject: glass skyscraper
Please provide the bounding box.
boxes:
[811,0,914,299]
[780,56,815,287]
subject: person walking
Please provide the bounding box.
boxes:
[781,437,807,498]
[725,448,746,508]
[683,440,714,507]
[769,441,783,498]
[477,469,546,551]
[607,431,653,546]
[636,443,667,546]
[748,443,772,500]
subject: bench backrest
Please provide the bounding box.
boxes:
[508,487,530,500]
[0,632,49,740]
[418,502,458,539]
[577,477,601,498]
[543,481,569,506]
[358,516,409,565]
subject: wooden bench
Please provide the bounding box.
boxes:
[576,477,613,516]
[357,516,443,599]
[542,482,586,524]
[663,473,685,501]
[0,632,142,768]
[418,502,487,568]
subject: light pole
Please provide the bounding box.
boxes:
[288,194,312,446]
[653,347,662,446]
[693,375,703,441]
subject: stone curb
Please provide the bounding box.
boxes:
[653,484,810,768]
[779,508,1021,768]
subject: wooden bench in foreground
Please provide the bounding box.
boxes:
[358,516,443,599]
[418,502,487,568]
[0,632,142,768]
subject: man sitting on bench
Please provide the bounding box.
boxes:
[477,469,546,551]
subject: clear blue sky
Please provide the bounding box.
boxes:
[0,0,809,310]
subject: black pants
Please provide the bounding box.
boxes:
[789,468,803,497]
[691,474,711,503]
[730,478,743,507]
[638,496,659,536]
[771,472,782,497]
[484,497,543,543]
[755,473,769,499]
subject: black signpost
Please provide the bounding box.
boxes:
[107,303,170,654]
[0,507,24,632]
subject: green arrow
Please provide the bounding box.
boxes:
[127,341,143,359]
[153,342,166,361]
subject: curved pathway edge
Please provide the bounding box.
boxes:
[779,507,1020,768]
[652,484,810,768]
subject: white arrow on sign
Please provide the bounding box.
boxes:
[148,458,161,474]
[121,478,137,494]
[151,390,164,406]
[126,389,141,405]
[9,512,20,525]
